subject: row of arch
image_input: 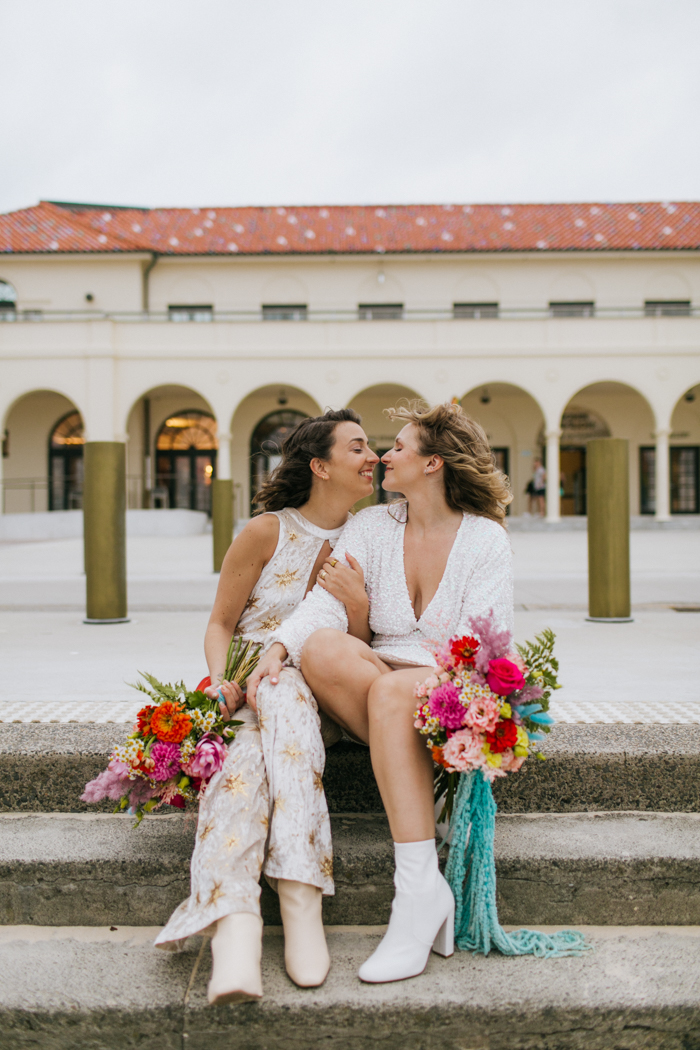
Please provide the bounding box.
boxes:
[3,378,699,518]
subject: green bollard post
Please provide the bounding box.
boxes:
[211,478,234,573]
[83,442,129,623]
[586,438,632,622]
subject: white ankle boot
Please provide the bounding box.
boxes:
[278,879,331,987]
[358,839,454,984]
[207,911,264,1005]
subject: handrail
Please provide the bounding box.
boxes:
[0,306,698,323]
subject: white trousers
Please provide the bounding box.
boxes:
[155,667,333,947]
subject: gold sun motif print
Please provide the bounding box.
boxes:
[260,812,269,829]
[245,596,260,612]
[320,855,334,880]
[224,772,248,797]
[199,820,215,842]
[308,830,316,847]
[259,615,282,632]
[207,881,225,907]
[296,691,307,705]
[287,530,298,542]
[225,833,240,852]
[313,770,324,793]
[274,568,300,589]
[257,712,268,732]
[274,794,286,813]
[282,743,303,763]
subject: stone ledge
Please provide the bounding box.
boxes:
[0,926,699,1049]
[1,725,699,814]
[2,812,700,927]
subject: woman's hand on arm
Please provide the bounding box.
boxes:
[245,642,288,713]
[317,552,371,644]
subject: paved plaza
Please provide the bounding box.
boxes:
[0,526,698,725]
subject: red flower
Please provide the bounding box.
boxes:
[150,702,193,744]
[137,705,156,735]
[169,794,186,809]
[485,718,518,753]
[431,745,449,768]
[486,658,526,696]
[450,635,480,667]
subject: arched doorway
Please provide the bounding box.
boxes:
[49,410,85,510]
[250,410,309,513]
[155,410,218,512]
[668,383,700,514]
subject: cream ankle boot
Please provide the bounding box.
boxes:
[207,911,264,1005]
[277,879,330,987]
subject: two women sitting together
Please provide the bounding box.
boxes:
[156,400,514,1005]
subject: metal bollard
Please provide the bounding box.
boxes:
[83,442,129,623]
[586,438,633,622]
[211,478,234,573]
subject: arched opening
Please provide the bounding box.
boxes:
[250,409,309,512]
[229,385,321,520]
[125,385,216,511]
[49,410,85,510]
[155,410,218,512]
[0,280,16,320]
[559,382,655,516]
[461,383,546,517]
[668,383,700,514]
[346,383,423,509]
[2,390,83,513]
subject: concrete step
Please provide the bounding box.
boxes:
[2,811,700,928]
[0,924,699,1049]
[2,723,700,815]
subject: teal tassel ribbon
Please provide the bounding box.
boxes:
[444,769,592,958]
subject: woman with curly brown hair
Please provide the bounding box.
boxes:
[248,401,514,986]
[156,408,378,1004]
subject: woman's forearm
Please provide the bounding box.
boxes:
[346,599,372,645]
[204,620,234,686]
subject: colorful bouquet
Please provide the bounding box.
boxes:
[82,636,261,824]
[414,614,559,823]
[414,614,588,959]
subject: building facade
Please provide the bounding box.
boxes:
[1,200,699,524]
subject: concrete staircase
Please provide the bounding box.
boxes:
[0,723,699,1048]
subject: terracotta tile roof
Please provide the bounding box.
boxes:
[2,200,699,255]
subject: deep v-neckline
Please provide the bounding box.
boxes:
[401,513,465,623]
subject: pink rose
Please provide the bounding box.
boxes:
[442,729,484,772]
[183,733,227,780]
[486,658,526,696]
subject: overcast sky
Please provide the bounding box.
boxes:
[2,0,699,214]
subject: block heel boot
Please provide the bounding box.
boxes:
[358,839,455,984]
[278,879,331,987]
[207,911,264,1005]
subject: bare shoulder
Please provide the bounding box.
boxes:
[228,513,280,564]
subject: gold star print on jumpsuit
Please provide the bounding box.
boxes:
[155,507,341,947]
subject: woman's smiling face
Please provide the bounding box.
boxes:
[320,421,379,500]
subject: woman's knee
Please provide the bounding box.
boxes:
[367,674,413,723]
[301,629,348,675]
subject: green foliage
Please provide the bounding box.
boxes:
[223,636,263,686]
[129,673,219,716]
[515,627,560,714]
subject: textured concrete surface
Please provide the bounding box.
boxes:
[0,926,699,1049]
[1,724,699,813]
[1,811,699,928]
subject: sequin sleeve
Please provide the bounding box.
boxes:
[273,511,373,666]
[458,520,514,639]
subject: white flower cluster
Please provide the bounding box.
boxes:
[191,708,217,733]
[180,736,196,760]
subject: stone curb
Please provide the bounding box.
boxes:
[1,812,699,928]
[0,927,699,1049]
[1,725,699,814]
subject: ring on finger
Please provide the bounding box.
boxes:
[319,570,327,580]
[329,558,338,568]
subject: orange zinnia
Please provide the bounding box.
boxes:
[150,701,193,744]
[137,705,155,735]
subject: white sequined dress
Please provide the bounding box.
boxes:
[275,504,514,669]
[156,508,343,948]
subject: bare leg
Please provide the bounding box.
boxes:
[367,667,436,843]
[301,629,391,743]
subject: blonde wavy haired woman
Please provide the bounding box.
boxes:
[248,401,513,985]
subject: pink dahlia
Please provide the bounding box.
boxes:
[150,741,182,781]
[428,683,465,731]
[182,733,227,780]
[442,729,484,773]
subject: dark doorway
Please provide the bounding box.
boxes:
[250,410,308,513]
[49,411,84,510]
[155,411,218,513]
[560,446,587,516]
